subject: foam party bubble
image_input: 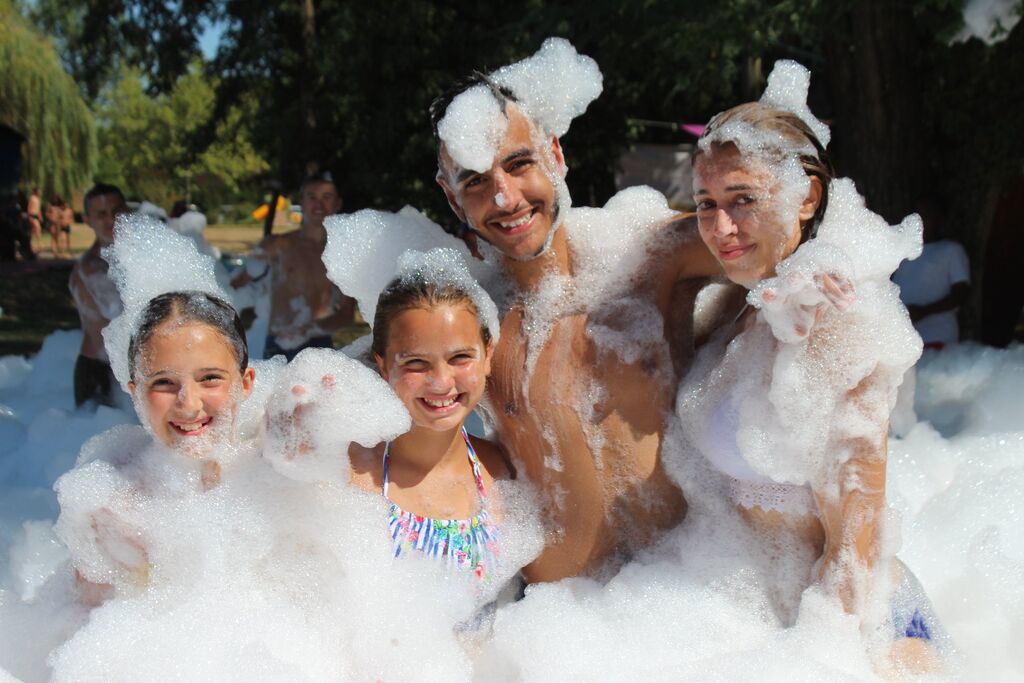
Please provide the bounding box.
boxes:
[437,85,509,173]
[323,207,494,328]
[759,59,831,148]
[262,347,410,484]
[102,214,232,392]
[490,37,603,139]
[389,247,501,345]
[436,37,602,175]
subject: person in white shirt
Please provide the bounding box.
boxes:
[893,200,970,349]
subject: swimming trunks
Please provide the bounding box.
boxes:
[383,427,499,581]
[263,334,333,361]
[73,354,117,407]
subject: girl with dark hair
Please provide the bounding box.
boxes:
[56,290,257,598]
[346,267,510,583]
[127,291,255,463]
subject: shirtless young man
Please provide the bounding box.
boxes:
[431,76,732,583]
[69,183,127,407]
[26,187,42,254]
[232,172,356,360]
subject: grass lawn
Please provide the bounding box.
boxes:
[0,223,369,357]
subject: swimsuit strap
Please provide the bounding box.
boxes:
[382,427,487,504]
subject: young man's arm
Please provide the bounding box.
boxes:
[69,262,112,358]
[230,237,275,289]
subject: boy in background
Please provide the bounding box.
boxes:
[69,183,127,406]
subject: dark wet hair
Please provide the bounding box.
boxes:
[695,102,835,241]
[84,183,126,215]
[371,277,492,358]
[300,170,339,196]
[128,291,248,383]
[429,71,519,144]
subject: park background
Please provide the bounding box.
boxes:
[1,0,1022,355]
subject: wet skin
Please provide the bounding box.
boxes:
[438,107,727,582]
[348,304,509,521]
[129,320,254,451]
[70,193,128,361]
[232,181,354,344]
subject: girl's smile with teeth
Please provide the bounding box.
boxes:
[376,305,493,433]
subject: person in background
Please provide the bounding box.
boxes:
[59,200,75,258]
[46,194,63,258]
[892,198,970,350]
[26,186,43,254]
[231,171,356,360]
[69,183,128,407]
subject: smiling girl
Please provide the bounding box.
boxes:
[55,291,258,597]
[345,263,509,582]
[127,292,255,468]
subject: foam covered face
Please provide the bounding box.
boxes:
[693,145,808,288]
[300,181,343,230]
[376,304,492,433]
[439,107,566,261]
[85,193,127,245]
[129,320,254,452]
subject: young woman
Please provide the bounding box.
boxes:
[346,268,510,583]
[55,291,257,596]
[676,84,942,670]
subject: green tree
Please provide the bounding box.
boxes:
[0,0,95,199]
[94,62,267,210]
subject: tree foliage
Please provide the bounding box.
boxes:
[0,0,95,199]
[94,63,267,209]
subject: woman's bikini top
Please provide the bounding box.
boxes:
[382,427,499,581]
[696,391,817,516]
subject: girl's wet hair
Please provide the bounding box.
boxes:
[371,277,492,358]
[695,102,836,241]
[128,291,248,382]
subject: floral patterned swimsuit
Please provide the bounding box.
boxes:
[383,428,499,582]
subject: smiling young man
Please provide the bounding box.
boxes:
[232,172,356,360]
[430,75,731,583]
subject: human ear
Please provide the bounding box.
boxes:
[548,136,567,176]
[128,381,136,398]
[482,336,495,377]
[436,172,467,223]
[373,352,390,382]
[241,367,256,398]
[799,176,824,222]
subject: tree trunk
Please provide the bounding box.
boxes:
[823,1,927,223]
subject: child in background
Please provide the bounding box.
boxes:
[69,183,128,407]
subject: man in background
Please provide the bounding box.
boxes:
[231,171,355,360]
[69,183,127,407]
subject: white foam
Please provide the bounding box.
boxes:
[322,207,495,331]
[759,59,831,147]
[102,214,232,391]
[437,38,602,174]
[953,0,1021,44]
[262,347,410,484]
